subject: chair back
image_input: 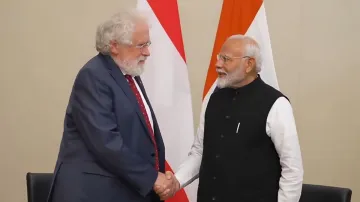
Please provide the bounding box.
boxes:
[300,184,352,202]
[26,172,53,202]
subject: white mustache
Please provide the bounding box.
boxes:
[137,56,147,62]
[216,69,228,75]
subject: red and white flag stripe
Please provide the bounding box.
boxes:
[137,0,195,201]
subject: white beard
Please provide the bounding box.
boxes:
[216,65,245,88]
[115,56,146,76]
[217,77,230,88]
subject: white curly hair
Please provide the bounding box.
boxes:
[95,9,149,54]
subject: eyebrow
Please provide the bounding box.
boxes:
[221,54,236,58]
[136,40,150,45]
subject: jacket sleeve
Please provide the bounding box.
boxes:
[71,68,158,197]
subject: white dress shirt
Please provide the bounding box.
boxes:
[121,71,154,131]
[132,76,154,131]
[175,96,304,202]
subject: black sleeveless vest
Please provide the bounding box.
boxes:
[197,76,287,202]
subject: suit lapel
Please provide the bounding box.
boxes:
[135,77,164,149]
[135,77,162,135]
[99,54,153,142]
[135,77,165,167]
[134,77,152,111]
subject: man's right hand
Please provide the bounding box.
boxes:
[153,171,180,200]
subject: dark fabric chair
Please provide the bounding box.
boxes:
[26,172,53,202]
[300,183,352,202]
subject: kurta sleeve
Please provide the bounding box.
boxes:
[174,91,211,188]
[266,97,304,202]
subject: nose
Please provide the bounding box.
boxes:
[141,46,150,57]
[215,58,223,67]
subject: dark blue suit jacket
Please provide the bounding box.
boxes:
[47,53,165,202]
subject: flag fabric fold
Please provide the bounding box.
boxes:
[137,0,195,201]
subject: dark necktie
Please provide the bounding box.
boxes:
[125,75,159,171]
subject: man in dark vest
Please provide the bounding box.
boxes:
[156,35,304,202]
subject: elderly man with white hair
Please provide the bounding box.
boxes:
[47,9,178,202]
[156,35,304,202]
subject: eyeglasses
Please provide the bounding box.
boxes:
[216,54,251,64]
[135,41,151,49]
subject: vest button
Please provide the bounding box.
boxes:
[213,176,216,180]
[215,154,220,158]
[220,134,224,138]
[225,115,230,119]
[212,196,216,200]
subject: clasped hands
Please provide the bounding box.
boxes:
[153,171,180,200]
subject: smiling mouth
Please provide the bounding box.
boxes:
[217,72,227,77]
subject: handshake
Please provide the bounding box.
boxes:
[153,171,181,200]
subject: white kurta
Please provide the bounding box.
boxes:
[175,96,304,202]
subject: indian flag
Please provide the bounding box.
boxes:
[203,0,279,103]
[137,0,278,202]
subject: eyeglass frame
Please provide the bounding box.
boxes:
[134,41,151,51]
[216,54,251,64]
